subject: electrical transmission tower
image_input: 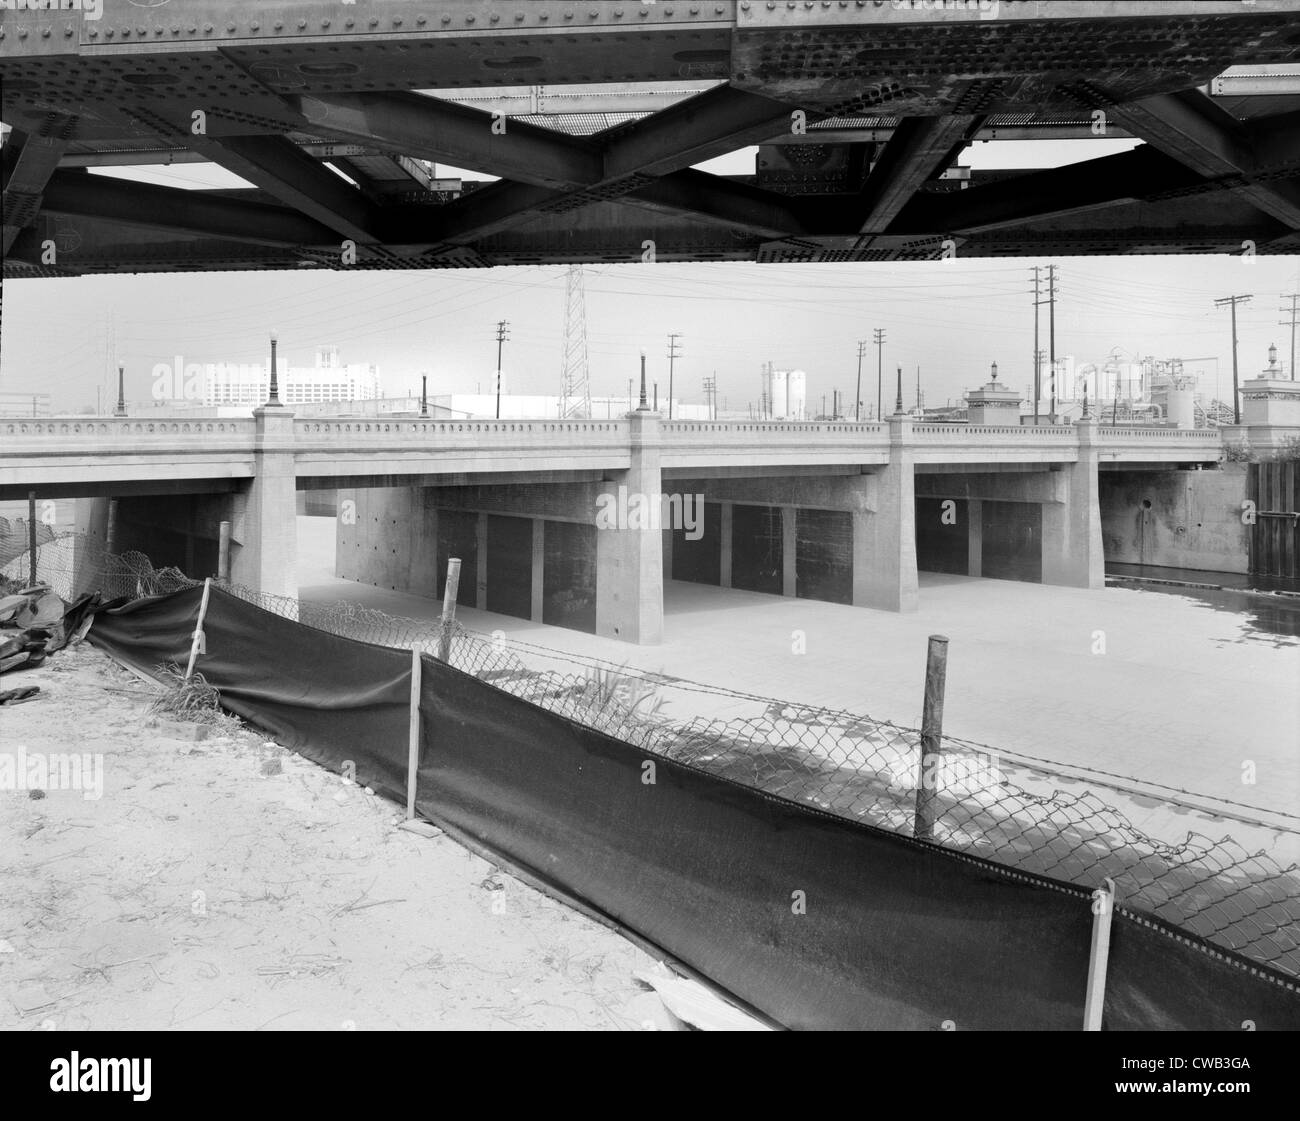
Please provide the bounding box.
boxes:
[558,264,591,418]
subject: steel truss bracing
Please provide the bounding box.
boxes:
[2,1,1300,276]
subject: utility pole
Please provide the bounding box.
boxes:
[855,339,867,421]
[1030,265,1043,425]
[1047,263,1058,424]
[703,374,717,420]
[873,328,886,421]
[1214,295,1252,424]
[1280,292,1299,380]
[915,364,922,413]
[667,333,682,420]
[494,319,509,419]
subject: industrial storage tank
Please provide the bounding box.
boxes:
[786,369,807,420]
[1165,378,1197,429]
[769,368,788,419]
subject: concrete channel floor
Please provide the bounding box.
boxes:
[294,517,1299,841]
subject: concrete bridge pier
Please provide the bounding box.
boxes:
[595,409,664,644]
[229,406,298,598]
[1041,417,1105,589]
[853,414,920,612]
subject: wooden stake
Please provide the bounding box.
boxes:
[183,577,212,681]
[406,646,422,821]
[437,557,462,663]
[1083,878,1116,1031]
[913,634,949,841]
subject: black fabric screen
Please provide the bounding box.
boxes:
[88,586,411,803]
[86,587,1300,1031]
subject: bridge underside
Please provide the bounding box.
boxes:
[4,1,1300,274]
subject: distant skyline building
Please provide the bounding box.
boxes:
[203,345,381,407]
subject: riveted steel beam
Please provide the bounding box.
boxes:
[40,170,338,248]
[188,134,382,244]
[857,115,980,234]
[891,147,1205,235]
[292,92,602,190]
[600,85,800,180]
[1,118,77,254]
[625,169,809,240]
[1107,90,1300,229]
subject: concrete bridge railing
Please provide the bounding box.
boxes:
[1,417,257,443]
[661,421,887,435]
[289,416,636,480]
[294,418,630,443]
[912,424,1076,437]
[1095,427,1222,440]
[659,419,892,469]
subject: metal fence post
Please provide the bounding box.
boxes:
[406,646,423,821]
[913,634,949,841]
[1083,878,1116,1030]
[436,557,461,663]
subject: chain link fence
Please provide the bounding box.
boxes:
[8,532,1299,980]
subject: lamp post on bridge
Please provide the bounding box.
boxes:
[113,361,127,417]
[266,329,282,407]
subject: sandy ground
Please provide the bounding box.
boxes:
[0,643,665,1031]
[297,517,1300,825]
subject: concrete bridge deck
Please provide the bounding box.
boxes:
[0,414,1225,496]
[0,409,1231,644]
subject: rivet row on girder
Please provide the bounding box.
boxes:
[73,5,727,38]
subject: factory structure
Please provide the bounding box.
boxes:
[934,349,1257,428]
[758,363,808,420]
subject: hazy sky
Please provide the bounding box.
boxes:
[3,137,1297,416]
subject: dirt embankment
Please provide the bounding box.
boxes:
[1,643,667,1031]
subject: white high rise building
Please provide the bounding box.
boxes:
[203,346,381,407]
